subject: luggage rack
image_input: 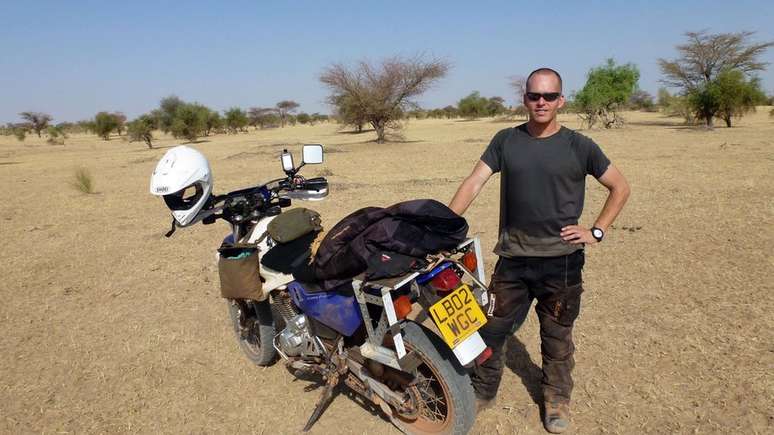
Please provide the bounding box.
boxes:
[350,237,487,373]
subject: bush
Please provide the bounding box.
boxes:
[46,126,67,145]
[575,59,640,128]
[170,103,207,142]
[13,127,27,142]
[224,107,249,133]
[457,91,489,119]
[296,112,311,124]
[127,115,155,148]
[709,69,767,127]
[72,167,96,194]
[93,112,119,140]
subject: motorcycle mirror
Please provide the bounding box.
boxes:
[281,150,295,172]
[302,144,324,165]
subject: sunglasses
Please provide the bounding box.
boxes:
[525,92,562,102]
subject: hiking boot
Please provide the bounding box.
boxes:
[543,400,570,434]
[475,395,497,414]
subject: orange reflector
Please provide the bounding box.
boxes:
[462,251,477,273]
[393,295,412,320]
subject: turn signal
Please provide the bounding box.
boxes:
[393,295,412,320]
[461,251,477,273]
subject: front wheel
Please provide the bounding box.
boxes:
[391,322,476,435]
[227,299,277,366]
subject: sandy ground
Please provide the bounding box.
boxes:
[1,110,772,434]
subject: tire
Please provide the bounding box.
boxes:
[227,298,277,366]
[391,322,476,435]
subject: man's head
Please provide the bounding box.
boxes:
[523,68,565,125]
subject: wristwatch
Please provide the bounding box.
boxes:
[591,226,604,242]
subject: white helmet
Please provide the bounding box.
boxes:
[150,145,213,226]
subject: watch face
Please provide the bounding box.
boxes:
[592,228,603,239]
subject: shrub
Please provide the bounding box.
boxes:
[93,112,119,140]
[72,167,96,194]
[127,115,155,148]
[457,91,489,119]
[575,59,640,128]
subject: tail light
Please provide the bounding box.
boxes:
[475,346,493,365]
[393,295,412,320]
[431,267,461,293]
[461,250,477,273]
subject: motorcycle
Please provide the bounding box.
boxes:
[150,144,492,434]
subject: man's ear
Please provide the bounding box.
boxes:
[556,95,566,110]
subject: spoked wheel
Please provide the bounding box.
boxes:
[227,298,277,366]
[390,322,476,435]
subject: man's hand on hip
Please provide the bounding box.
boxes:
[560,225,597,245]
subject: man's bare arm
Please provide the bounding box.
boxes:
[592,164,630,232]
[448,160,494,216]
[561,164,630,244]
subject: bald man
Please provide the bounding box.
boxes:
[449,68,630,433]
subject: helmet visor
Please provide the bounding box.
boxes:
[163,184,204,211]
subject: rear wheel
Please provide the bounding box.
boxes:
[390,322,476,435]
[227,298,277,366]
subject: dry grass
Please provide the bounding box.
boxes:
[1,110,772,434]
[71,166,96,194]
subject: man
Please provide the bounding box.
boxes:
[448,68,630,433]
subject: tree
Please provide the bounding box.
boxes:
[204,110,223,135]
[320,55,449,143]
[19,112,52,137]
[330,94,367,132]
[628,90,655,111]
[457,91,489,119]
[442,105,459,119]
[248,107,279,129]
[170,103,207,142]
[157,95,185,133]
[276,100,299,127]
[127,115,156,148]
[112,112,127,135]
[93,111,119,140]
[658,31,773,127]
[574,59,640,128]
[296,112,311,124]
[485,96,508,116]
[224,107,249,133]
[709,69,766,127]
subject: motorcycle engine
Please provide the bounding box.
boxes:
[278,314,319,358]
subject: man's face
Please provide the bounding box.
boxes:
[523,73,565,124]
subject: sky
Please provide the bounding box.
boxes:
[2,0,773,123]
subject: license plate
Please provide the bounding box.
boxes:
[428,284,487,348]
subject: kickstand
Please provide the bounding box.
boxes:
[302,374,339,432]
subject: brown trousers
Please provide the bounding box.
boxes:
[471,250,584,403]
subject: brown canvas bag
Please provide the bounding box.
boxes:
[268,207,322,243]
[217,248,264,301]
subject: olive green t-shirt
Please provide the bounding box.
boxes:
[480,124,611,257]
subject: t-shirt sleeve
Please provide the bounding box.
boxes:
[480,128,509,173]
[576,133,611,179]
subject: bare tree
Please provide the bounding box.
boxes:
[509,75,527,103]
[320,55,450,143]
[19,112,52,137]
[658,31,773,127]
[275,101,299,127]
